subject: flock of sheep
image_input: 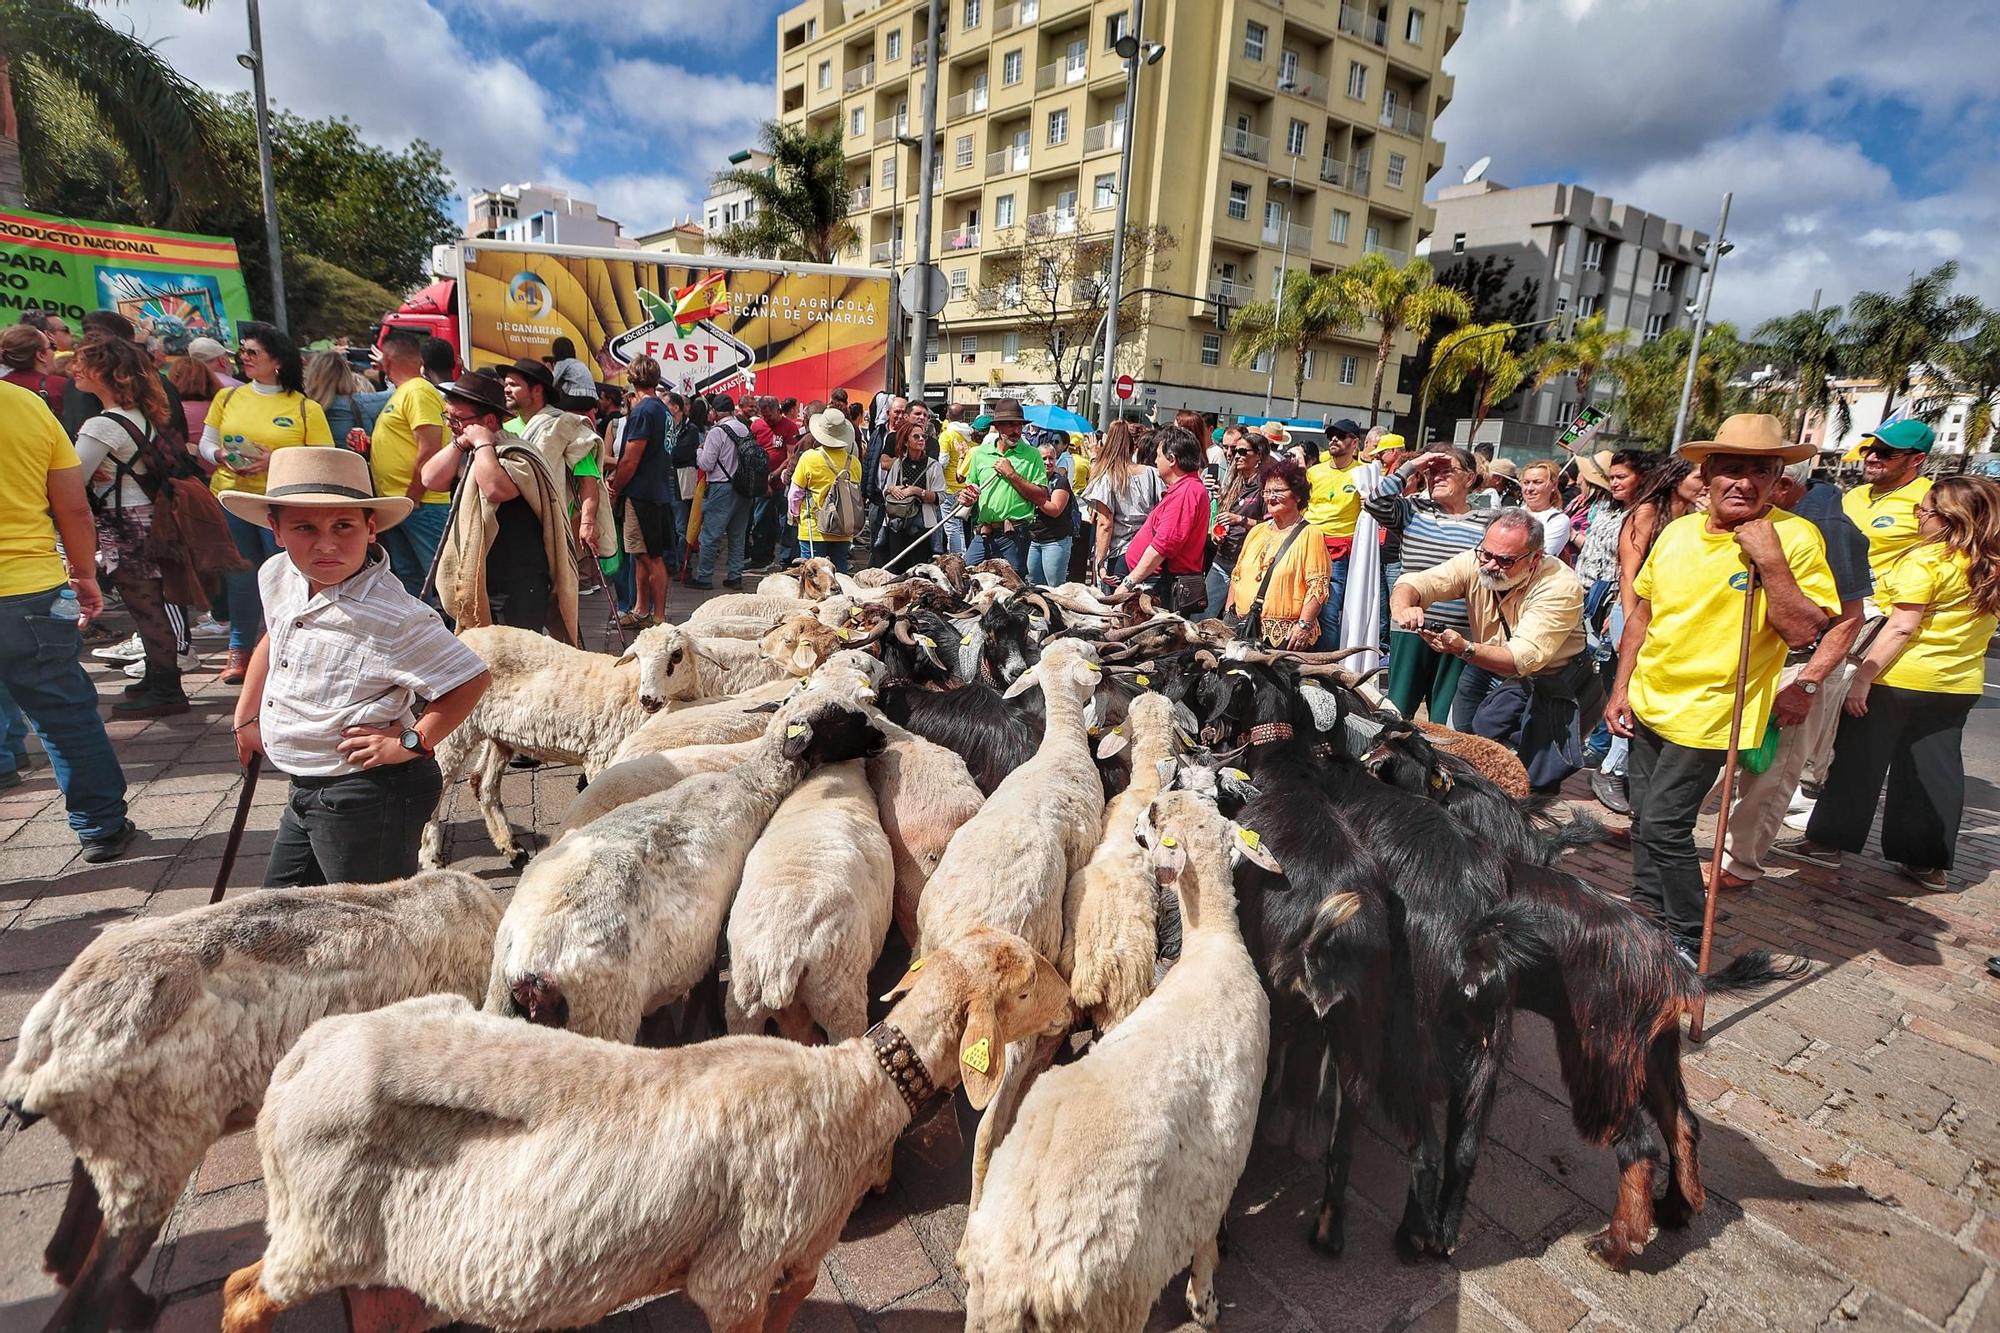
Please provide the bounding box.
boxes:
[2,553,1734,1333]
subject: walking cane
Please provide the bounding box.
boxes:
[1687,565,1760,1044]
[209,753,263,904]
[884,473,1007,571]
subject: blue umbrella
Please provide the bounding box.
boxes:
[1023,403,1095,433]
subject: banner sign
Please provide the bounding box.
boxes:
[0,207,254,352]
[1556,404,1608,453]
[459,243,891,403]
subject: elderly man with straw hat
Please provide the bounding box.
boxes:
[222,447,489,888]
[1604,414,1838,965]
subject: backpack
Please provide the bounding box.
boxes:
[812,447,864,539]
[722,418,768,499]
[101,415,249,603]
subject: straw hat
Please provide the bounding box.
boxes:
[1256,420,1292,446]
[1571,448,1615,491]
[1487,458,1519,479]
[1679,413,1815,465]
[808,406,858,449]
[218,447,412,530]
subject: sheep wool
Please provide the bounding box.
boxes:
[961,790,1269,1332]
[557,739,760,835]
[609,676,799,764]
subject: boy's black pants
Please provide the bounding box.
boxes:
[263,759,443,887]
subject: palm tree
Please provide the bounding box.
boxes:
[1610,323,1747,448]
[1844,261,1982,414]
[1337,252,1471,428]
[1927,307,2000,455]
[1,0,217,223]
[1227,269,1359,414]
[708,120,858,265]
[1526,311,1629,410]
[1754,303,1849,442]
[1427,321,1527,435]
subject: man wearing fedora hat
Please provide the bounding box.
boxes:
[958,396,1047,577]
[223,447,490,886]
[501,356,605,565]
[1604,413,1839,963]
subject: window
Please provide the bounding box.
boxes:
[1227,183,1250,220]
[1039,257,1061,293]
[1003,331,1021,362]
[706,211,718,230]
[1340,354,1358,385]
[1652,260,1674,290]
[1364,224,1380,251]
[1201,333,1221,366]
[1244,21,1267,60]
[1106,10,1129,47]
[924,336,938,362]
[1302,350,1316,380]
[1553,294,1569,314]
[1329,209,1350,244]
[964,0,981,28]
[1002,48,1023,84]
[1003,275,1021,305]
[1644,313,1666,341]
[1286,119,1308,156]
[1264,199,1283,231]
[881,156,896,190]
[1270,266,1285,298]
[1346,61,1368,99]
[1582,237,1603,271]
[956,134,973,168]
[805,16,817,37]
[1577,293,1598,316]
[960,337,977,360]
[851,107,866,137]
[1093,173,1116,209]
[1406,8,1423,42]
[1056,186,1077,217]
[951,269,968,299]
[1251,349,1273,373]
[1047,107,1069,145]
[817,60,832,90]
[1066,37,1087,74]
[1386,153,1405,188]
[996,193,1016,226]
[1279,48,1299,87]
[886,29,902,60]
[1451,232,1466,255]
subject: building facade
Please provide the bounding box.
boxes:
[704,150,775,240]
[1804,376,1997,464]
[1428,179,1708,448]
[775,0,1461,419]
[466,183,634,250]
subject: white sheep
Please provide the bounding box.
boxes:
[726,760,894,1043]
[754,555,839,599]
[1061,692,1179,1031]
[486,688,888,1043]
[960,786,1274,1331]
[218,930,1071,1333]
[557,739,759,835]
[422,622,700,866]
[2,872,500,1333]
[609,676,798,763]
[687,591,813,632]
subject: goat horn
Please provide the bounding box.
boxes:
[1038,590,1115,618]
[892,619,917,646]
[1267,647,1377,665]
[1193,648,1220,671]
[1296,664,1359,685]
[1019,591,1055,619]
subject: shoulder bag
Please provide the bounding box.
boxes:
[1236,520,1310,644]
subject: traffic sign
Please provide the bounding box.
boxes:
[898,264,950,317]
[1114,374,1136,400]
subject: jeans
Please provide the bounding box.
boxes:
[1315,553,1350,651]
[1599,598,1630,776]
[966,527,1031,578]
[1203,562,1233,620]
[1027,537,1071,587]
[1807,682,1977,872]
[223,509,279,651]
[0,689,30,776]
[1626,719,1726,943]
[380,501,451,600]
[800,539,851,573]
[695,483,750,583]
[0,585,127,838]
[264,759,444,887]
[671,497,693,573]
[1449,664,1498,731]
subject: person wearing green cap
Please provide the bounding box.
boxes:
[1842,417,1933,595]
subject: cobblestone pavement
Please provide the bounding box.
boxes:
[3,596,1998,1332]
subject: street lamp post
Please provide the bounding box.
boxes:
[239,0,286,331]
[1097,3,1163,432]
[1263,117,1300,417]
[1669,192,1733,453]
[908,0,944,405]
[1413,314,1565,450]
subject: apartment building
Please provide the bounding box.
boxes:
[466,183,635,250]
[1429,179,1709,446]
[775,0,1461,419]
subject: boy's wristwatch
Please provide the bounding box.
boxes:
[400,728,433,758]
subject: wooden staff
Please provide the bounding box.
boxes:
[209,753,262,904]
[1687,565,1759,1044]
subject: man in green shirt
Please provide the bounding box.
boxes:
[957,397,1047,577]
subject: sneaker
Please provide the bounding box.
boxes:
[124,650,201,678]
[1782,807,1813,833]
[191,613,230,640]
[1771,836,1842,870]
[79,819,137,863]
[1894,863,1947,890]
[1589,768,1631,815]
[92,633,145,662]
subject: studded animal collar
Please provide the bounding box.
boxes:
[867,1022,943,1120]
[1248,721,1295,746]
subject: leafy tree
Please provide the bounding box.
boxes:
[709,120,857,265]
[1845,261,1981,414]
[1407,254,1542,438]
[1336,252,1470,429]
[1,0,217,222]
[1754,303,1849,441]
[1925,307,2000,455]
[1609,323,1748,448]
[1527,311,1629,410]
[286,252,402,346]
[1427,321,1527,435]
[1227,269,1359,415]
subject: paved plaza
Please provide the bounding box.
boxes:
[2,599,1997,1332]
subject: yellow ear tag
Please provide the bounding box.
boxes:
[919,635,937,648]
[1136,674,1150,685]
[1161,835,1177,848]
[837,627,851,639]
[1086,662,1101,673]
[1224,768,1249,782]
[906,957,925,972]
[962,1037,992,1074]
[786,723,809,738]
[1228,668,1250,679]
[1237,828,1264,851]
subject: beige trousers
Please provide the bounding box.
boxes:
[1721,659,1855,878]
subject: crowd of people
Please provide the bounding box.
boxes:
[4,303,1997,967]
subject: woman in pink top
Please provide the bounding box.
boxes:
[167,354,222,450]
[1111,424,1211,614]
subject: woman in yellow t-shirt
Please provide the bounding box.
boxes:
[198,321,333,678]
[791,407,864,572]
[1789,476,2000,887]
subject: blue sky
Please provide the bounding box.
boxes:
[121,0,1998,326]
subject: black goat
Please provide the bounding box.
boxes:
[1361,717,1607,866]
[878,681,1042,796]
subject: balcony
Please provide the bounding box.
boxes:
[946,87,989,119]
[1082,120,1125,155]
[843,61,876,94]
[986,144,1031,176]
[913,35,946,65]
[1036,58,1089,92]
[1262,220,1310,251]
[1221,127,1269,163]
[1207,277,1250,306]
[1318,155,1345,188]
[870,239,906,264]
[1338,3,1387,45]
[874,116,909,144]
[1379,102,1424,138]
[943,224,982,251]
[1366,241,1408,264]
[993,0,1039,34]
[1025,208,1078,238]
[1280,69,1328,104]
[849,185,873,211]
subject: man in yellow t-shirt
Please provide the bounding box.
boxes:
[362,330,452,597]
[1840,417,1933,595]
[0,379,132,858]
[1303,417,1367,647]
[1606,414,1838,961]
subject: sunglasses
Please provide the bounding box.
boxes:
[1861,444,1910,460]
[1230,447,1262,457]
[1474,546,1530,569]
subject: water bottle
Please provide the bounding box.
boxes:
[50,589,81,622]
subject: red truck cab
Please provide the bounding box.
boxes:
[376,279,460,376]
